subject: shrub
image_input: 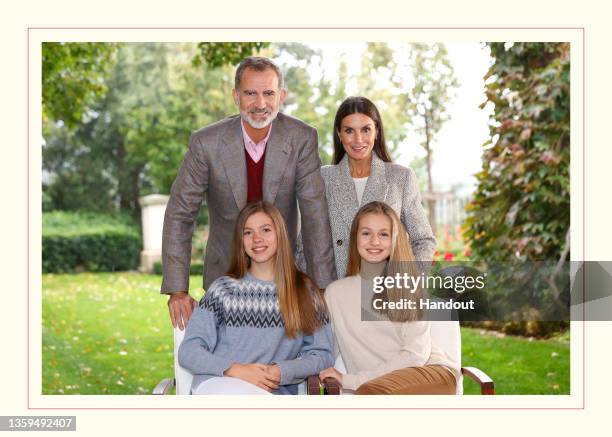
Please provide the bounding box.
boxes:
[189,263,204,276]
[153,261,204,276]
[461,320,569,339]
[153,261,163,275]
[43,211,141,273]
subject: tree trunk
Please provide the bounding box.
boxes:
[130,165,142,221]
[424,111,437,236]
[116,139,131,211]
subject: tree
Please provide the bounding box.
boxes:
[42,43,119,129]
[192,42,269,68]
[43,43,238,214]
[464,43,570,263]
[404,43,458,234]
[463,43,570,325]
[42,41,264,131]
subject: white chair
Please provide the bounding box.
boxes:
[152,327,192,395]
[431,320,464,395]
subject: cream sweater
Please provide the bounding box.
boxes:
[325,274,460,390]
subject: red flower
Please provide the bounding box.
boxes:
[464,248,471,257]
[443,252,455,262]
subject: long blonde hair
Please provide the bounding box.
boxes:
[346,201,425,322]
[227,201,325,337]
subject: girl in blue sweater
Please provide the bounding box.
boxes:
[178,201,334,394]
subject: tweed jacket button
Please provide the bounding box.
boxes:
[336,239,343,246]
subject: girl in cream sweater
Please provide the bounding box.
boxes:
[320,201,459,394]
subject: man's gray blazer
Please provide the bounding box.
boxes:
[161,113,336,292]
[322,152,436,278]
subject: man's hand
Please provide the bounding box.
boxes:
[224,363,279,392]
[319,367,343,386]
[167,292,197,330]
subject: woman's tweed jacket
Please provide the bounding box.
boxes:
[320,152,436,278]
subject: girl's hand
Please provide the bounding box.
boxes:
[266,364,282,384]
[224,363,279,392]
[319,367,343,386]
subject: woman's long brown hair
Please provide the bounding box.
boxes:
[227,201,325,337]
[346,201,425,322]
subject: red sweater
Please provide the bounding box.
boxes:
[246,149,266,203]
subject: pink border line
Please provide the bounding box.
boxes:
[28,407,584,410]
[29,27,586,410]
[582,27,587,410]
[27,26,31,410]
[28,26,583,30]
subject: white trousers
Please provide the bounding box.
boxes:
[192,376,273,395]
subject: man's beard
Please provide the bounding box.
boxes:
[241,108,279,129]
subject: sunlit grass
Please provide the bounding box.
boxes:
[42,272,203,395]
[461,328,569,394]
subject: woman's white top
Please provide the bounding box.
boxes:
[353,177,368,205]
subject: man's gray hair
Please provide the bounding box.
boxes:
[234,57,284,91]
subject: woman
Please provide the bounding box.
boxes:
[179,201,334,395]
[320,201,459,394]
[323,96,435,278]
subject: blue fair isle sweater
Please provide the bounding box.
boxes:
[178,273,334,395]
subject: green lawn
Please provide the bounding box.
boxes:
[42,272,203,395]
[461,328,569,394]
[42,272,570,395]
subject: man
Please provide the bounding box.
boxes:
[161,57,336,329]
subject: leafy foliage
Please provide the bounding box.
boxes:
[462,43,570,331]
[464,43,570,263]
[42,212,140,273]
[192,42,269,68]
[43,43,119,129]
[43,43,238,213]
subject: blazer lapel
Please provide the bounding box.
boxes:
[219,116,248,210]
[263,116,291,204]
[330,155,361,230]
[361,152,388,206]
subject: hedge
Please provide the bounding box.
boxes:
[43,211,141,273]
[153,261,204,276]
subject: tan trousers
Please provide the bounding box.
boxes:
[355,365,457,395]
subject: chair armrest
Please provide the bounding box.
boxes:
[323,377,341,395]
[461,367,495,395]
[152,378,176,395]
[306,375,341,395]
